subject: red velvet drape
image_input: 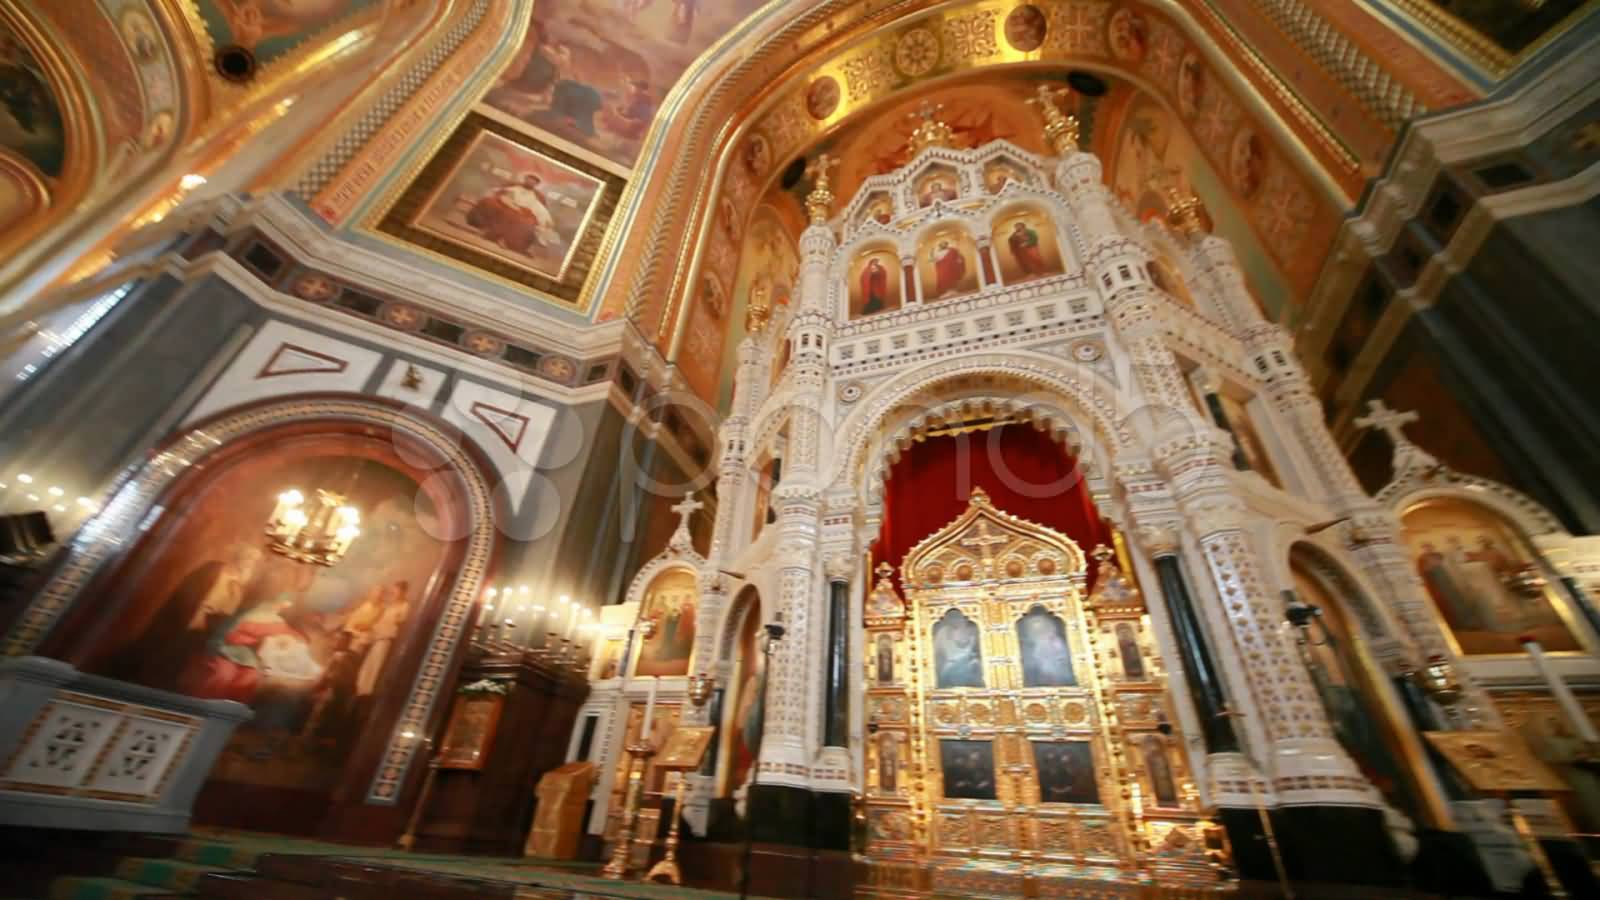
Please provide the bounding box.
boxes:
[871,424,1110,588]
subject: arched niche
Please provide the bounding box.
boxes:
[916,222,981,302]
[716,585,764,797]
[1399,496,1586,657]
[989,202,1066,285]
[912,162,963,208]
[981,156,1034,194]
[10,395,498,825]
[846,240,903,319]
[1287,543,1434,827]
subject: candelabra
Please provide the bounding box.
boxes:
[265,488,360,565]
[600,741,658,880]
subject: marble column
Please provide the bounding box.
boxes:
[1143,533,1239,754]
[822,576,849,748]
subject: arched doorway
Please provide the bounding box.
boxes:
[1286,544,1433,828]
[716,587,763,801]
[21,397,498,837]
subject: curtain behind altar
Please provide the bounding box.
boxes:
[871,423,1110,589]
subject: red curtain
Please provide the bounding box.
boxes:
[871,424,1110,588]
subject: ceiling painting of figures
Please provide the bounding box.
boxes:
[484,0,769,171]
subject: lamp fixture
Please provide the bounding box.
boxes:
[266,488,361,566]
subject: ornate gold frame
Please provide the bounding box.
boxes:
[862,490,1220,893]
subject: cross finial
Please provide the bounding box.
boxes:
[668,493,703,552]
[804,153,840,225]
[1026,83,1080,155]
[1354,399,1419,448]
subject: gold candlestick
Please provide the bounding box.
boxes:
[646,774,691,884]
[601,742,657,880]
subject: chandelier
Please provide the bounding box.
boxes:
[266,488,361,566]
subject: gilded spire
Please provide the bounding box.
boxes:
[804,152,840,226]
[1148,166,1209,236]
[907,101,957,154]
[1027,84,1080,156]
[745,279,772,333]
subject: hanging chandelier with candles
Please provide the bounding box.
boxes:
[266,488,361,566]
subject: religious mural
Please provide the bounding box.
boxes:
[1016,606,1076,687]
[1032,741,1099,804]
[412,131,606,282]
[91,454,448,793]
[485,0,768,169]
[1140,735,1179,806]
[848,245,903,319]
[983,158,1030,193]
[1116,622,1145,680]
[1401,498,1580,655]
[939,739,997,800]
[1290,558,1417,815]
[918,227,980,302]
[1217,392,1281,488]
[0,25,65,178]
[991,208,1064,284]
[713,204,799,407]
[932,608,985,688]
[915,165,962,206]
[197,1,379,67]
[721,598,764,796]
[633,567,698,676]
[1108,93,1292,317]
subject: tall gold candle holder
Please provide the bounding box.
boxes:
[601,742,657,880]
[646,678,716,885]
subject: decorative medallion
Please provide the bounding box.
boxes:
[1063,701,1088,723]
[838,381,865,404]
[1107,7,1149,63]
[380,302,425,331]
[806,76,841,120]
[955,562,974,580]
[744,133,772,177]
[291,274,339,302]
[925,564,944,584]
[1069,338,1104,362]
[462,330,505,357]
[1038,556,1058,575]
[1229,127,1267,199]
[894,28,941,77]
[537,355,577,381]
[1025,701,1050,722]
[1005,558,1024,577]
[1004,5,1048,52]
[1177,51,1205,119]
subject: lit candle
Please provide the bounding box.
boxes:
[641,675,660,739]
[1522,636,1600,742]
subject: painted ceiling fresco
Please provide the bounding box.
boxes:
[484,0,769,171]
[195,1,383,67]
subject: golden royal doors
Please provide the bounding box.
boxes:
[861,490,1223,895]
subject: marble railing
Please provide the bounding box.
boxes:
[0,656,251,833]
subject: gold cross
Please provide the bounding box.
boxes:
[960,519,1009,559]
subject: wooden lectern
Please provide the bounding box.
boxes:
[525,761,597,859]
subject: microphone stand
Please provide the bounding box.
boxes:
[738,612,786,900]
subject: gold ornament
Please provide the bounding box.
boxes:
[804,152,840,225]
[907,101,957,154]
[1147,166,1209,236]
[1026,84,1080,156]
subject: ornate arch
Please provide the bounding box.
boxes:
[829,349,1136,501]
[1283,537,1409,651]
[607,0,1375,339]
[1,394,499,804]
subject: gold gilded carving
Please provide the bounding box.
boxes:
[894,28,942,77]
[943,10,999,60]
[1424,731,1569,792]
[1063,701,1088,724]
[843,45,894,100]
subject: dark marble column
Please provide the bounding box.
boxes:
[1152,554,1239,753]
[1201,392,1252,472]
[823,578,849,748]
